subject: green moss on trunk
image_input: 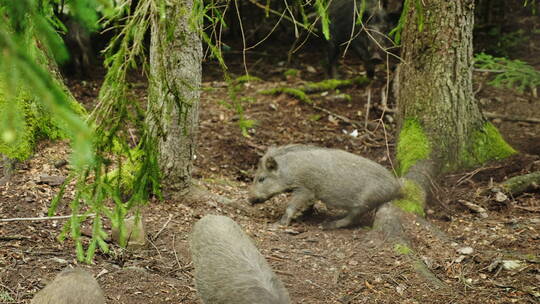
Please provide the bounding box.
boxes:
[394,179,426,216]
[460,122,516,168]
[396,118,431,176]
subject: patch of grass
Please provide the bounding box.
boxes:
[0,291,14,302]
[309,114,322,121]
[394,243,413,255]
[284,69,299,77]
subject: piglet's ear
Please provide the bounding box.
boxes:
[265,157,278,171]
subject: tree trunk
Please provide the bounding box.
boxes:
[146,0,203,194]
[396,0,514,176]
[373,0,515,285]
[0,154,16,185]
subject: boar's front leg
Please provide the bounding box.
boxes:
[278,189,315,226]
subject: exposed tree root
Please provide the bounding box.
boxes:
[372,203,448,289]
[370,160,451,289]
[373,203,406,238]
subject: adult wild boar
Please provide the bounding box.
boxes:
[249,144,401,229]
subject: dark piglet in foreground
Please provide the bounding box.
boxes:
[31,268,105,304]
[249,144,402,229]
[326,0,392,78]
[190,214,290,304]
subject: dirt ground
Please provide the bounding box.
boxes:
[1,11,540,304]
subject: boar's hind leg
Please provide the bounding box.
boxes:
[279,189,315,226]
[323,207,363,230]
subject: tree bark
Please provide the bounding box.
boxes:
[373,0,514,286]
[146,0,203,193]
[397,0,484,174]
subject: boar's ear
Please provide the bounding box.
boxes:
[265,157,278,171]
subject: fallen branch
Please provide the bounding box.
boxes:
[311,103,378,130]
[153,214,174,241]
[457,199,489,218]
[0,214,95,222]
[484,112,540,124]
[514,205,540,213]
[261,86,379,130]
[0,235,32,241]
[500,171,540,195]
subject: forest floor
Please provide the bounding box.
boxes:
[1,26,540,304]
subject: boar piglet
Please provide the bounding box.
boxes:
[249,144,402,229]
[31,268,105,304]
[190,214,290,304]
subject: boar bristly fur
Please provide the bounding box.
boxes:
[190,215,290,304]
[249,144,402,229]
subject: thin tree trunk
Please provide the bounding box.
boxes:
[146,0,202,193]
[0,155,16,185]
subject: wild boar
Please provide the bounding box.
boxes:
[190,215,290,304]
[248,144,402,229]
[31,268,105,304]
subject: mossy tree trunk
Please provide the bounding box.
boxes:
[395,0,514,179]
[373,0,515,284]
[0,38,83,167]
[146,0,203,194]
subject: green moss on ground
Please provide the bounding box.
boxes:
[461,122,516,168]
[396,118,431,176]
[259,87,312,104]
[303,76,369,93]
[235,75,262,84]
[283,69,299,77]
[394,179,426,216]
[259,76,369,104]
[394,243,413,255]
